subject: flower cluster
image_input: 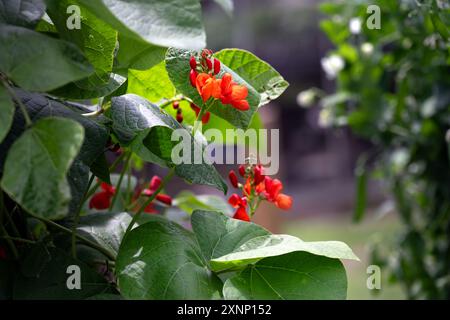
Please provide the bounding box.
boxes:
[89,175,172,213]
[89,182,116,210]
[228,163,293,222]
[189,49,249,111]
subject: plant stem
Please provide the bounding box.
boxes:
[1,236,35,244]
[71,174,95,259]
[84,152,127,203]
[192,106,206,135]
[37,216,116,261]
[109,151,132,210]
[1,78,32,127]
[0,223,19,259]
[158,95,194,109]
[124,168,175,235]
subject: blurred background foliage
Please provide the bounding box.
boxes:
[305,0,450,299]
[203,0,449,299]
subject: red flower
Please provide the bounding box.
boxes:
[155,194,172,206]
[238,164,246,177]
[228,170,239,188]
[233,206,250,222]
[228,194,249,221]
[253,164,265,185]
[213,58,221,75]
[89,182,116,210]
[218,73,250,111]
[263,176,293,210]
[149,175,162,192]
[189,69,197,87]
[189,56,197,69]
[196,73,221,102]
[142,175,173,207]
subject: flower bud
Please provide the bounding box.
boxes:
[202,111,211,124]
[189,69,197,87]
[206,58,213,70]
[176,113,183,123]
[156,194,172,206]
[238,165,246,177]
[172,101,179,109]
[213,58,221,75]
[149,175,162,191]
[189,56,197,69]
[228,170,239,188]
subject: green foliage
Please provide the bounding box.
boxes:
[223,252,347,300]
[315,0,450,299]
[0,0,353,300]
[116,211,357,300]
[1,118,84,220]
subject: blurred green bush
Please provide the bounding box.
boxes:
[305,0,450,299]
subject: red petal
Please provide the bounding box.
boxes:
[156,194,172,206]
[233,207,250,222]
[149,175,162,192]
[89,192,111,210]
[228,193,241,208]
[228,170,239,188]
[231,99,250,111]
[275,194,293,210]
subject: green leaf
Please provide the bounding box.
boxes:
[90,153,111,184]
[0,0,46,28]
[214,49,289,107]
[211,234,359,272]
[115,34,166,71]
[77,212,133,257]
[165,48,261,129]
[192,210,270,261]
[173,191,233,215]
[109,94,227,193]
[13,247,110,299]
[1,117,84,220]
[67,159,90,215]
[46,0,120,98]
[115,216,223,299]
[0,84,14,143]
[127,61,175,103]
[223,251,348,300]
[52,73,127,100]
[78,0,206,49]
[0,25,93,91]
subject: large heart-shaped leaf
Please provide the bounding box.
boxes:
[191,210,270,261]
[0,0,46,28]
[214,49,289,107]
[0,84,14,143]
[13,247,110,299]
[0,25,93,91]
[165,48,260,129]
[115,216,223,299]
[127,61,175,103]
[1,117,84,220]
[0,90,109,168]
[115,34,166,72]
[46,0,120,98]
[109,94,227,193]
[78,0,206,49]
[223,251,347,300]
[211,234,359,272]
[77,212,133,257]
